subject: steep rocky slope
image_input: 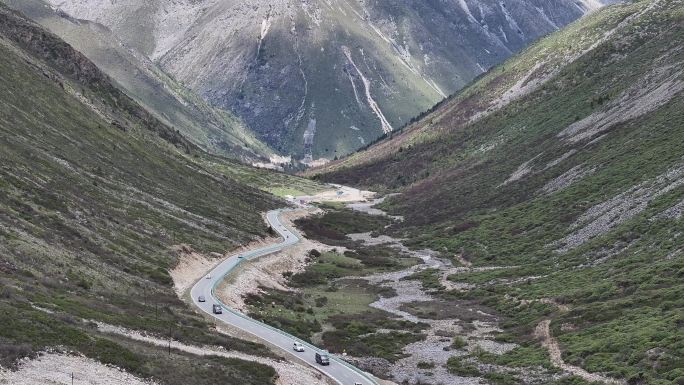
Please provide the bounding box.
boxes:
[44,0,609,159]
[0,5,319,383]
[5,0,275,162]
[313,0,684,383]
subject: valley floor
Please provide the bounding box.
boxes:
[212,189,629,385]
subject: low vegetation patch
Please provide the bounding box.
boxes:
[245,276,426,358]
[294,207,393,245]
[445,356,480,377]
[403,268,445,291]
[475,344,554,369]
[288,248,416,288]
[323,312,427,361]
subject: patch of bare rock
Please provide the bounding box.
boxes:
[0,351,157,385]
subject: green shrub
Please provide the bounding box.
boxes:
[417,361,435,369]
[451,336,467,349]
[446,356,480,376]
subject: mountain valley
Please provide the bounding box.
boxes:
[0,0,682,385]
[0,5,324,384]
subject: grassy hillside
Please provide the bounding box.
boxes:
[0,5,317,384]
[5,0,275,162]
[314,0,684,383]
[311,0,678,179]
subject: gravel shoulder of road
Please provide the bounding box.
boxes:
[170,235,280,299]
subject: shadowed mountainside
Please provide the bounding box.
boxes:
[5,0,275,163]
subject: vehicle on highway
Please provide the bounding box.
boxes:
[293,342,305,352]
[212,304,223,314]
[198,295,206,302]
[354,383,363,385]
[315,351,330,366]
[205,274,211,279]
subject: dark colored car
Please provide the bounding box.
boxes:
[315,352,330,366]
[212,304,223,314]
[198,295,206,302]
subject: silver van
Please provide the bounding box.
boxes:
[315,352,330,365]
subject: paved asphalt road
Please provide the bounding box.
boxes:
[191,208,378,385]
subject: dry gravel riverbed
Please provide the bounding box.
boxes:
[346,231,517,385]
[345,201,520,385]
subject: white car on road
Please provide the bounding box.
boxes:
[293,342,305,352]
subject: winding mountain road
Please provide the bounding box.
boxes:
[191,208,378,385]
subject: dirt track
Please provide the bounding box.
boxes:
[535,320,625,385]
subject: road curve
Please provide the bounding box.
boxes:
[191,208,378,385]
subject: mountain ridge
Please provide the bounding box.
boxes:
[44,0,610,159]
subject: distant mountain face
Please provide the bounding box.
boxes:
[46,0,607,159]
